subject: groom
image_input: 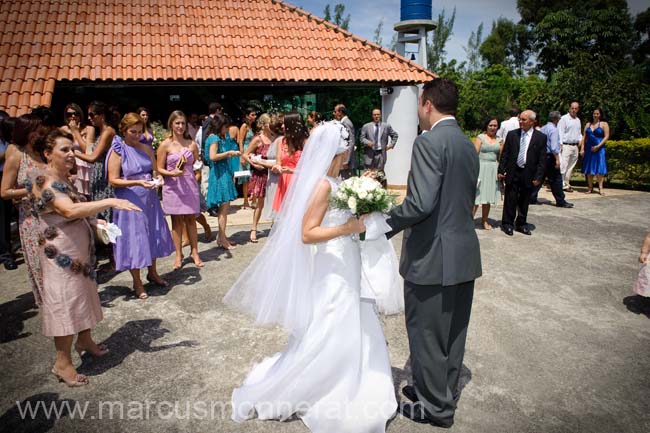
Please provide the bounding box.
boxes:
[387,78,482,428]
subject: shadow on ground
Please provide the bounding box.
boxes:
[623,295,650,319]
[77,319,199,376]
[0,393,75,433]
[0,293,37,344]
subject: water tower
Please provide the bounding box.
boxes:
[394,0,436,68]
[383,1,436,188]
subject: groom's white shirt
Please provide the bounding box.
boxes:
[430,116,456,130]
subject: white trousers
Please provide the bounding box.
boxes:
[560,145,579,188]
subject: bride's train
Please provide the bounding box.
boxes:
[231,200,396,432]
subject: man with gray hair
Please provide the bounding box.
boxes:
[530,111,573,208]
[333,104,356,178]
[558,101,582,191]
[498,110,547,236]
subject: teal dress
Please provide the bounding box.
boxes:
[475,134,501,205]
[206,134,238,208]
[237,127,254,184]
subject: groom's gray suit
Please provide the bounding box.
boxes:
[387,117,482,423]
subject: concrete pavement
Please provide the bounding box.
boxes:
[1,187,649,433]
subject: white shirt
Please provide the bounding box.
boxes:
[430,116,455,130]
[195,128,203,155]
[518,128,532,167]
[497,116,519,141]
[557,113,582,144]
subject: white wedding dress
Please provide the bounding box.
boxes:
[231,177,397,433]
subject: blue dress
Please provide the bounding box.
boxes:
[206,134,238,208]
[582,124,607,175]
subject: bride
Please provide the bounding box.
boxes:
[224,122,397,432]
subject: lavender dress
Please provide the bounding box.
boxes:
[108,136,174,271]
[162,148,200,215]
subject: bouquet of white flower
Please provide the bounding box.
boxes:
[330,176,396,240]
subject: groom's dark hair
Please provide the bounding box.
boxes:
[421,78,458,115]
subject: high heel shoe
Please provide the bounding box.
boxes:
[191,254,205,267]
[249,230,258,243]
[217,240,236,250]
[134,285,148,300]
[203,227,214,242]
[172,255,184,270]
[146,274,169,287]
[51,367,89,387]
[75,343,109,358]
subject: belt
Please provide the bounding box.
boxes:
[563,142,579,145]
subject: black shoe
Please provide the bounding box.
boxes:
[402,385,418,403]
[501,225,513,236]
[2,258,17,270]
[515,225,532,235]
[398,402,454,428]
[530,200,542,205]
[207,208,219,217]
[557,202,574,208]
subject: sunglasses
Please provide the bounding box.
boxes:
[65,111,79,117]
[88,112,97,117]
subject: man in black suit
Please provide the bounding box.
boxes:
[498,110,547,236]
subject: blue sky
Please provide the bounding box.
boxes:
[294,1,648,65]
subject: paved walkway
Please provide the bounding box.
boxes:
[1,187,649,433]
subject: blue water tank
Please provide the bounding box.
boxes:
[400,0,432,21]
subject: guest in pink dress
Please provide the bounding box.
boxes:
[59,103,95,199]
[157,111,203,270]
[31,129,140,387]
[272,112,307,213]
[243,113,279,242]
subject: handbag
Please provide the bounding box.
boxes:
[175,154,187,171]
[95,224,111,245]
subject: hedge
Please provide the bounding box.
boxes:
[605,138,650,188]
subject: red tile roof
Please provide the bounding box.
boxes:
[0,0,434,116]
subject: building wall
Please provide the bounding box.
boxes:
[383,85,419,188]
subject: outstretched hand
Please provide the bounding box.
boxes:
[112,199,141,212]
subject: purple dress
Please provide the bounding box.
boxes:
[162,148,200,215]
[139,130,154,147]
[107,136,174,271]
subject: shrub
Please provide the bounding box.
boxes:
[605,138,650,188]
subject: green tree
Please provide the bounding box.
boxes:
[464,23,484,72]
[518,0,634,75]
[634,7,650,80]
[479,19,532,75]
[322,3,350,30]
[456,65,516,130]
[389,33,397,51]
[373,18,384,45]
[427,8,456,72]
[323,4,331,21]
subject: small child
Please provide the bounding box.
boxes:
[633,230,650,297]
